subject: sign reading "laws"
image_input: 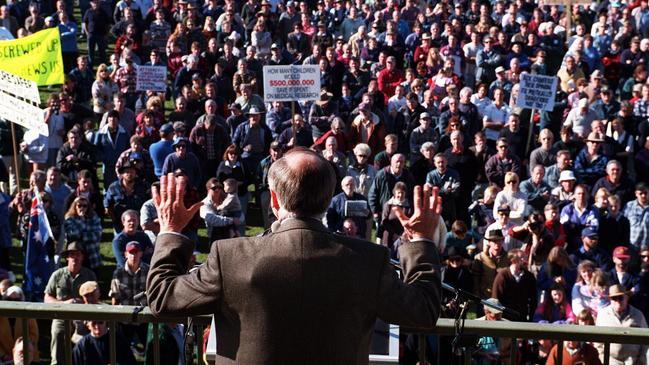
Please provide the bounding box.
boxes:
[516,73,558,112]
[262,65,321,102]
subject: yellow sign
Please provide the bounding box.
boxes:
[0,28,64,86]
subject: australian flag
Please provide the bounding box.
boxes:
[24,193,54,301]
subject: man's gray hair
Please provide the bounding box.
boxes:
[268,149,336,217]
[121,209,139,222]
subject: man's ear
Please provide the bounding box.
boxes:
[270,189,280,218]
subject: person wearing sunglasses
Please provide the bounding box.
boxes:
[485,137,522,188]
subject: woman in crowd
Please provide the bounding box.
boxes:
[91,64,116,119]
[537,246,577,298]
[492,172,528,225]
[534,284,576,324]
[572,265,610,319]
[379,182,411,249]
[216,145,248,234]
[64,197,102,272]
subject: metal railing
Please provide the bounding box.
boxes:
[1,301,648,365]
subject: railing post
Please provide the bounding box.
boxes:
[64,319,72,364]
[604,342,610,365]
[556,340,563,365]
[153,323,160,365]
[21,318,29,363]
[509,338,517,365]
[196,324,204,365]
[109,320,117,365]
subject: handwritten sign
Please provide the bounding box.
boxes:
[136,65,167,92]
[516,73,558,112]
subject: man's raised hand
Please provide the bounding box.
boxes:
[393,185,442,241]
[152,173,202,234]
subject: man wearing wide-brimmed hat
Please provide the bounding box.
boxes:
[574,131,609,186]
[232,106,272,183]
[595,284,648,364]
[44,241,96,365]
[471,229,509,306]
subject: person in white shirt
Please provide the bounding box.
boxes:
[482,88,511,143]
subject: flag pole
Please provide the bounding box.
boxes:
[10,122,20,192]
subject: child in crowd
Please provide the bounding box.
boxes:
[468,185,499,241]
[217,178,242,238]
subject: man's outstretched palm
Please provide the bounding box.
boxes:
[153,173,202,233]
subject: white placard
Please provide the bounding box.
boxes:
[135,65,167,92]
[0,69,40,103]
[516,73,557,112]
[0,90,46,135]
[262,65,321,102]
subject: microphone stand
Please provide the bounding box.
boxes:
[442,282,521,358]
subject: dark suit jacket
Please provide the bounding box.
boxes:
[147,218,441,364]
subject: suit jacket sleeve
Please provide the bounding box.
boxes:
[376,240,441,330]
[147,233,223,316]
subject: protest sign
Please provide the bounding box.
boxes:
[516,73,557,112]
[0,70,45,136]
[262,65,321,101]
[0,28,64,86]
[136,65,167,92]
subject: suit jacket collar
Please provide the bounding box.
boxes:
[272,217,329,235]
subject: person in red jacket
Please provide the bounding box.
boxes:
[377,56,404,104]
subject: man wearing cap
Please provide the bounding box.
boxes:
[115,135,155,184]
[474,298,514,363]
[149,123,174,178]
[570,227,613,271]
[624,182,649,248]
[308,91,338,140]
[609,246,641,294]
[489,66,513,101]
[161,137,201,189]
[104,161,150,233]
[592,87,621,121]
[564,98,598,139]
[45,241,96,365]
[471,229,508,303]
[574,132,609,186]
[409,112,439,163]
[110,241,149,346]
[233,105,272,180]
[595,284,648,365]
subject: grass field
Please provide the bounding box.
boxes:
[9,9,271,362]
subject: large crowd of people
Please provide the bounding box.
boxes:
[0,0,648,362]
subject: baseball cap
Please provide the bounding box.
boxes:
[125,241,142,253]
[613,246,631,259]
[160,123,173,134]
[581,226,598,238]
